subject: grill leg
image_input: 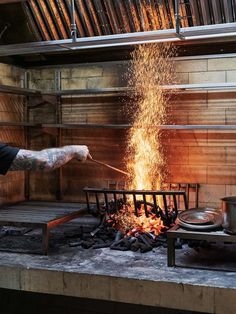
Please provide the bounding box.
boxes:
[167,237,175,267]
[42,225,50,255]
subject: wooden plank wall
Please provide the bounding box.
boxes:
[27,57,236,208]
[0,63,25,205]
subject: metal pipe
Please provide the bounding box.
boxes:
[175,0,180,35]
[1,23,236,56]
[70,0,77,42]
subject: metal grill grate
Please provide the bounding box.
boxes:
[83,187,188,224]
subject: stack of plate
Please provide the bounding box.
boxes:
[177,208,222,231]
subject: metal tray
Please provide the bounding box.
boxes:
[178,210,215,225]
[177,208,222,231]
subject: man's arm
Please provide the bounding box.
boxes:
[9,145,91,172]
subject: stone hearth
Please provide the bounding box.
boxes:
[0,223,236,314]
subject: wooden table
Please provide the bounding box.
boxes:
[0,201,88,254]
[167,225,236,267]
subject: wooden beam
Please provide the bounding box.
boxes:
[0,0,26,4]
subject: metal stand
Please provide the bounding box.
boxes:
[167,225,236,267]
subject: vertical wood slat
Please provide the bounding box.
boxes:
[92,0,112,35]
[156,0,167,29]
[53,0,71,37]
[179,1,189,27]
[75,0,94,37]
[189,0,201,26]
[135,0,147,31]
[38,0,59,39]
[115,0,132,33]
[45,0,64,39]
[84,0,103,36]
[211,0,224,24]
[223,0,234,22]
[144,0,157,30]
[198,0,211,25]
[28,0,51,40]
[140,0,152,31]
[24,2,44,41]
[148,0,161,30]
[103,0,120,34]
[112,0,130,33]
[167,0,176,28]
[124,0,141,33]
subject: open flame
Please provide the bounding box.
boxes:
[127,43,176,190]
[111,203,164,236]
[113,44,176,236]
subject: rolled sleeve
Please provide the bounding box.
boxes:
[0,143,20,175]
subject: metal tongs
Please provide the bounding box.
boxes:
[90,158,129,176]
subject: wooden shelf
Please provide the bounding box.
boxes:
[2,84,236,98]
[0,84,41,96]
[0,122,40,127]
[2,122,236,130]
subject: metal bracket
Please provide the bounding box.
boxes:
[28,94,58,108]
[70,0,77,42]
[175,0,185,39]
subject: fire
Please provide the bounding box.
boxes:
[127,43,176,190]
[111,203,164,236]
[113,44,176,236]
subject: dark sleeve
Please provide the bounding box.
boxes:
[0,143,20,175]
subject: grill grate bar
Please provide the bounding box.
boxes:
[83,188,189,221]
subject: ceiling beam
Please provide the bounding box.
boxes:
[0,0,26,3]
[0,22,236,57]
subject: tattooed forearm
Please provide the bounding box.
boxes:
[9,145,90,172]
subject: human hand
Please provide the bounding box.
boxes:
[73,145,92,162]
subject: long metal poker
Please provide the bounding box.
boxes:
[90,158,129,176]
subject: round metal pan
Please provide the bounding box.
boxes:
[178,209,215,225]
[177,208,222,231]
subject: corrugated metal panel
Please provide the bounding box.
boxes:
[23,0,236,41]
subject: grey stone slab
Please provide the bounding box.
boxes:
[0,241,234,313]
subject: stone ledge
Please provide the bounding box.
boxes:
[0,246,235,314]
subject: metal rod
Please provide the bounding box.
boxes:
[152,195,159,216]
[83,188,188,196]
[187,183,190,206]
[113,193,118,211]
[175,0,180,35]
[85,192,90,211]
[143,194,148,217]
[2,23,236,56]
[173,194,178,217]
[90,158,129,176]
[183,193,188,209]
[133,193,138,216]
[196,184,199,208]
[163,195,169,218]
[104,192,109,211]
[122,192,127,203]
[95,193,100,211]
[70,0,77,42]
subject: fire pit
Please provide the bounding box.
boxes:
[82,187,188,252]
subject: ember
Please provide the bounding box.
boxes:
[108,201,164,236]
[83,188,188,253]
[126,43,177,191]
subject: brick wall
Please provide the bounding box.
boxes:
[0,63,25,205]
[175,57,236,84]
[170,57,236,207]
[27,56,236,207]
